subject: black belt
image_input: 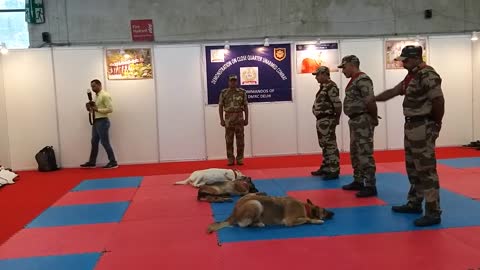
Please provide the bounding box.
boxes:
[225,111,242,113]
[316,114,335,120]
[348,112,366,119]
[405,115,431,123]
[93,117,108,122]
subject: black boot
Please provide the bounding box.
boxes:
[356,186,377,197]
[342,181,363,191]
[311,168,326,176]
[414,215,441,226]
[322,172,339,180]
[391,203,423,214]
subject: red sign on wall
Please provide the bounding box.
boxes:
[130,19,154,41]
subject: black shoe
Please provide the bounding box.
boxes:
[236,160,244,166]
[311,169,325,176]
[227,160,235,166]
[391,204,423,214]
[356,186,377,197]
[342,181,363,191]
[322,173,339,180]
[80,162,96,168]
[414,215,441,227]
[102,162,118,169]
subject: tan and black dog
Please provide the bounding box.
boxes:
[207,193,334,233]
[197,177,258,203]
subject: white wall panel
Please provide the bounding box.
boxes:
[53,47,105,167]
[155,45,206,161]
[429,35,473,146]
[3,49,59,170]
[104,46,159,165]
[0,56,10,167]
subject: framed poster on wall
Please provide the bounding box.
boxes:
[205,44,292,104]
[295,42,339,74]
[385,39,427,69]
[106,48,153,80]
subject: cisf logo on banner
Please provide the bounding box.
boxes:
[274,48,287,61]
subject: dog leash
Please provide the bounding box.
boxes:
[231,169,238,179]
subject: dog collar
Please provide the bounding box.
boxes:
[304,204,312,218]
[232,169,238,179]
[239,181,250,190]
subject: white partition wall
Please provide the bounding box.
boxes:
[0,34,478,169]
[0,56,10,167]
[250,102,298,156]
[429,35,473,146]
[385,61,408,149]
[339,39,388,151]
[155,45,206,161]
[104,46,159,165]
[53,47,105,167]
[474,39,480,139]
[2,49,59,169]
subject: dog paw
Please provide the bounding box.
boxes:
[310,219,324,224]
[253,222,265,227]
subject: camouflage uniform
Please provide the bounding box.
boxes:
[219,87,248,164]
[312,79,342,174]
[396,63,443,218]
[343,73,377,187]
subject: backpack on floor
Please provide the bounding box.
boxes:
[35,146,59,172]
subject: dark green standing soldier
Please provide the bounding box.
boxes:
[310,66,342,180]
[374,45,444,226]
[219,75,249,166]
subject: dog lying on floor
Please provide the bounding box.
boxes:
[174,168,245,187]
[197,177,259,203]
[207,193,334,233]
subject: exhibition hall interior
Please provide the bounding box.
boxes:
[1,0,480,269]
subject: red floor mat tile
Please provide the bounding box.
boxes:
[288,189,386,208]
[53,188,137,206]
[440,172,480,199]
[140,174,191,187]
[122,186,211,221]
[0,223,116,259]
[96,242,222,270]
[376,162,407,174]
[96,216,221,270]
[218,228,480,270]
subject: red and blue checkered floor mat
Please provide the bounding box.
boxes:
[1,159,480,269]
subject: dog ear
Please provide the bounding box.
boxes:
[307,199,313,205]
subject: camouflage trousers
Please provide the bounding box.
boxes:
[225,112,245,163]
[348,114,376,187]
[316,117,340,174]
[404,119,441,217]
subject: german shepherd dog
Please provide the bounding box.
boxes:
[207,193,334,233]
[197,177,258,203]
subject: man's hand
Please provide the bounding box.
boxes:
[364,95,375,104]
[220,120,225,127]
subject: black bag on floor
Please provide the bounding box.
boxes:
[35,146,59,172]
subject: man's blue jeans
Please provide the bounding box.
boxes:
[88,118,117,164]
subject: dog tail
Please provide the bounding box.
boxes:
[207,220,232,234]
[174,178,190,185]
